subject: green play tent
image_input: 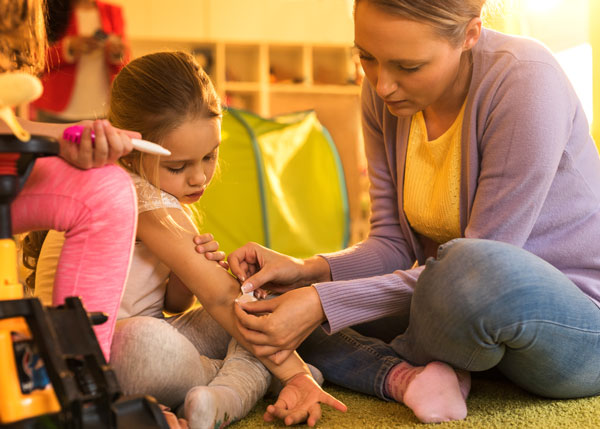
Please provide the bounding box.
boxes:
[191,107,349,259]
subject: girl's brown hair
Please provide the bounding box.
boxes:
[109,51,222,183]
[0,0,47,73]
[354,0,487,46]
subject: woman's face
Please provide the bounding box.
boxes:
[354,1,465,117]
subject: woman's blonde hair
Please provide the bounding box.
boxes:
[0,0,47,74]
[354,0,487,46]
[109,51,221,184]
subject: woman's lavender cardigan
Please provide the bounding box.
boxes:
[315,28,600,334]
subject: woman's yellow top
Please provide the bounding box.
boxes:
[403,103,466,244]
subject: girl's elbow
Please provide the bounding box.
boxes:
[201,284,240,310]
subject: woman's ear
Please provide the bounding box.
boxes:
[463,17,482,51]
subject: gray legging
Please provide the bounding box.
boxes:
[109,306,270,409]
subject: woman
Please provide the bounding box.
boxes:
[213,0,600,423]
[33,0,129,122]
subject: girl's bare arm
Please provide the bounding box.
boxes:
[137,207,311,382]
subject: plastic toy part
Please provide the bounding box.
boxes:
[0,74,43,142]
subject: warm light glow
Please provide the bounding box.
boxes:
[524,0,562,13]
[555,43,594,125]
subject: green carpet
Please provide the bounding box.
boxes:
[231,377,600,428]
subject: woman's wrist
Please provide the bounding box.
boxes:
[308,285,327,325]
[302,255,332,284]
[16,118,65,140]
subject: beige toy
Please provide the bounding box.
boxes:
[0,72,43,141]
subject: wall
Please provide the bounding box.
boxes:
[112,0,354,44]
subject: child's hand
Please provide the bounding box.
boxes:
[59,119,137,169]
[159,404,189,428]
[264,373,347,426]
[193,233,228,270]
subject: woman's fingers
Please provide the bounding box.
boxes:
[106,120,135,161]
[268,349,293,364]
[76,124,94,168]
[255,288,268,299]
[236,298,274,315]
[234,302,274,336]
[92,120,110,167]
[227,248,257,283]
[239,269,273,293]
[60,120,136,169]
[103,120,133,163]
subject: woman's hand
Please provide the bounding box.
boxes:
[227,242,323,295]
[234,286,326,364]
[105,34,126,64]
[192,233,228,270]
[58,119,137,169]
[67,35,101,58]
[264,372,347,426]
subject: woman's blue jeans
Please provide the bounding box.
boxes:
[298,238,600,400]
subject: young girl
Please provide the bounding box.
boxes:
[33,51,345,428]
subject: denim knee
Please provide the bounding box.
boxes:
[398,238,598,375]
[414,238,565,323]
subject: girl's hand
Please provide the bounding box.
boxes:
[264,373,347,426]
[159,404,189,429]
[234,286,326,364]
[59,119,137,169]
[193,233,228,270]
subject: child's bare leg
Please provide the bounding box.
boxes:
[184,339,271,429]
[385,361,470,423]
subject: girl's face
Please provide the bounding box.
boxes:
[149,116,221,205]
[354,1,465,117]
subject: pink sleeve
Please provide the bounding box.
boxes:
[12,158,137,360]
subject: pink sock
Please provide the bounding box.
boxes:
[385,361,470,423]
